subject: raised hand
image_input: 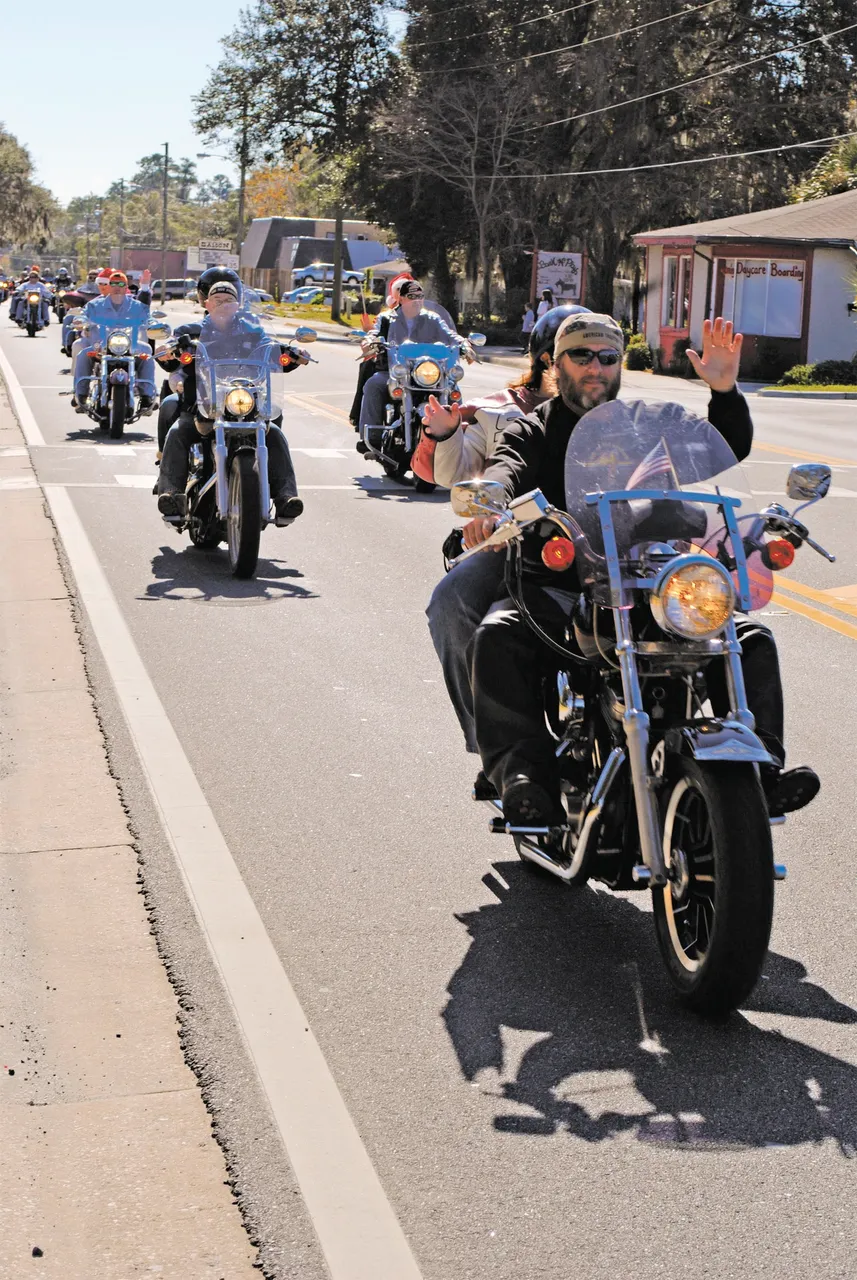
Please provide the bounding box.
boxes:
[140,269,152,287]
[686,317,743,392]
[421,393,461,438]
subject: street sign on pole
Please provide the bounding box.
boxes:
[535,250,584,302]
[188,247,240,270]
[198,238,233,252]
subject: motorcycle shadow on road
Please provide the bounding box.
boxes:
[354,477,450,503]
[63,428,155,445]
[141,544,318,604]
[444,863,857,1155]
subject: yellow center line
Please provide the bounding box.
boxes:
[770,589,857,642]
[286,392,351,424]
[753,440,857,467]
[773,575,857,620]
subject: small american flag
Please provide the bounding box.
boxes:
[627,437,678,490]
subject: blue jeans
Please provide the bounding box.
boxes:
[358,370,389,436]
[426,551,506,753]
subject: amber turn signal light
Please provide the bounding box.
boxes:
[541,537,576,570]
[763,538,796,570]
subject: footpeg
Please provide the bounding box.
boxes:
[490,816,569,836]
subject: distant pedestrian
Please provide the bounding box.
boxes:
[536,288,554,318]
[520,302,535,351]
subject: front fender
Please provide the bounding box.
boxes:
[664,720,775,766]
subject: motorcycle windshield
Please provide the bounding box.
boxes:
[391,340,457,366]
[195,313,285,422]
[563,399,772,610]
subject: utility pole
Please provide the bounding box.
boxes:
[236,95,248,271]
[118,179,125,272]
[160,142,169,304]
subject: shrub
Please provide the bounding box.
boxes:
[750,338,797,382]
[778,364,814,386]
[668,336,695,378]
[625,335,653,370]
[810,358,857,385]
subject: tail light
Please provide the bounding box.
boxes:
[450,390,462,402]
[391,387,404,399]
[541,537,576,571]
[763,537,796,570]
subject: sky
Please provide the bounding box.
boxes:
[0,0,250,204]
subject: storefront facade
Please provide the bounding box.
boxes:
[634,190,857,375]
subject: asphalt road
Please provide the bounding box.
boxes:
[3,304,857,1279]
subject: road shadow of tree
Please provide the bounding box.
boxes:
[141,544,317,604]
[444,862,857,1155]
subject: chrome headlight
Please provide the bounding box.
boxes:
[413,359,441,388]
[225,386,255,418]
[451,363,464,381]
[651,555,735,640]
[390,363,407,380]
[107,331,131,355]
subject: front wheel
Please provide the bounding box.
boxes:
[109,382,127,439]
[652,760,774,1015]
[413,477,436,494]
[226,452,261,578]
[26,322,36,337]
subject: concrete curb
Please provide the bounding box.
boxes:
[0,377,257,1279]
[758,389,857,400]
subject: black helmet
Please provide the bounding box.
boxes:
[529,303,592,363]
[197,266,242,302]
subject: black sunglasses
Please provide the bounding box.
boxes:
[565,348,622,367]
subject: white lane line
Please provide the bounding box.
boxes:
[115,475,155,488]
[0,340,47,446]
[42,483,424,1280]
[19,385,71,390]
[293,448,349,458]
[97,445,137,457]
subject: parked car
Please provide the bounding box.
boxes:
[282,286,320,303]
[292,263,365,287]
[151,278,195,300]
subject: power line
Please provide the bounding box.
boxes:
[447,0,728,75]
[524,18,857,131]
[404,0,598,52]
[494,129,857,179]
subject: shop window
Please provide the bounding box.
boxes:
[661,254,691,329]
[716,258,804,338]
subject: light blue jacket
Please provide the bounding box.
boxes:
[83,293,150,328]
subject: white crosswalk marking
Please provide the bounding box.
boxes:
[292,447,349,458]
[115,474,155,488]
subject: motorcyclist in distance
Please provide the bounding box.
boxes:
[452,314,819,826]
[156,278,307,524]
[72,270,155,412]
[10,266,51,326]
[357,280,469,451]
[413,304,592,488]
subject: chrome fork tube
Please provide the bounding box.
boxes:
[403,391,413,451]
[214,424,229,518]
[256,424,271,520]
[614,608,668,886]
[722,616,755,730]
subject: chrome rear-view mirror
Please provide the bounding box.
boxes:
[467,331,487,347]
[451,478,506,517]
[295,326,317,343]
[787,462,831,503]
